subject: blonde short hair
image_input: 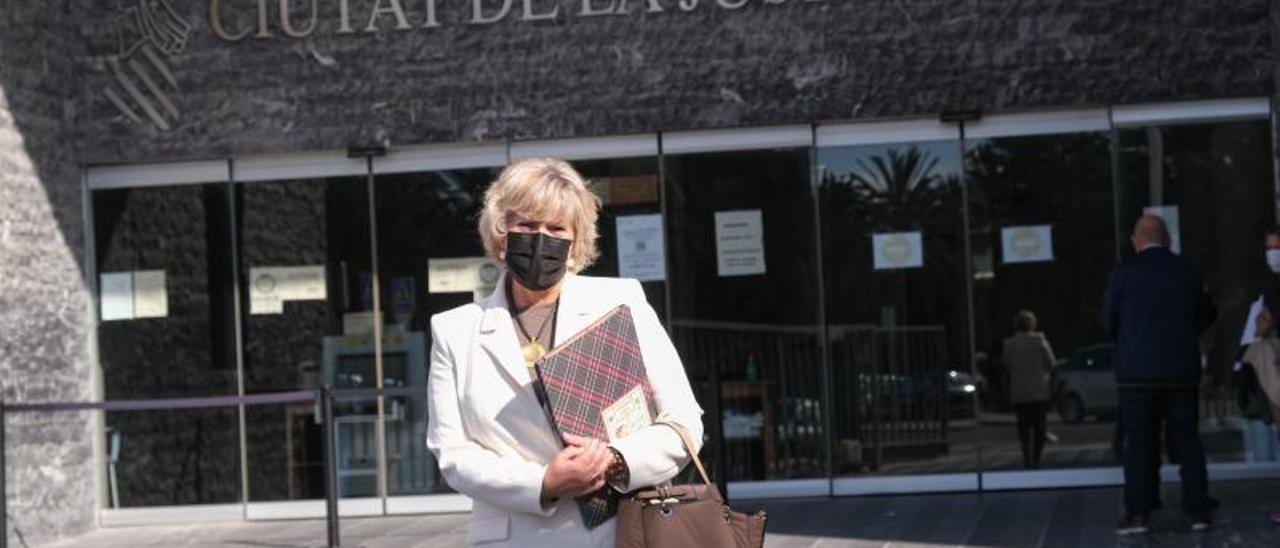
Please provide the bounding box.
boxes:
[477,158,600,272]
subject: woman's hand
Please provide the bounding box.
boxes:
[1258,308,1274,339]
[540,434,613,501]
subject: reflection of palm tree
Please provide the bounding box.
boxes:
[850,147,943,199]
[820,145,959,227]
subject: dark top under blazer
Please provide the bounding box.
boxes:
[1101,247,1215,386]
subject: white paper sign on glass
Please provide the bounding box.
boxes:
[616,214,666,282]
[132,270,169,318]
[100,272,135,321]
[428,257,502,302]
[1001,225,1055,264]
[714,209,766,277]
[872,231,924,270]
[248,265,328,315]
[1143,205,1181,254]
[428,257,499,294]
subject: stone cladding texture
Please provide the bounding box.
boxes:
[63,0,1272,163]
[1,1,97,546]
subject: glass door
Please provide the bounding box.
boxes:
[93,173,242,509]
[662,128,830,498]
[234,155,384,517]
[369,145,506,505]
[816,122,981,495]
[961,111,1120,486]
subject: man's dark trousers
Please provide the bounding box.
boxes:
[1120,386,1209,518]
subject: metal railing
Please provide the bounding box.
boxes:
[0,385,421,548]
[670,320,952,480]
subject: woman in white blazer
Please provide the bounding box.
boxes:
[426,158,705,547]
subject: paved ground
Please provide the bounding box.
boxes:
[40,480,1280,547]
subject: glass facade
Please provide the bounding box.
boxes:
[91,109,1277,511]
[665,148,825,482]
[373,166,496,496]
[965,131,1117,471]
[238,176,373,501]
[1115,120,1277,463]
[93,183,240,506]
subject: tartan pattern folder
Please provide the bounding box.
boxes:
[533,304,656,529]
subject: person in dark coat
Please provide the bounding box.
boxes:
[1101,215,1216,535]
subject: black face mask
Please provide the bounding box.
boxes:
[505,232,572,291]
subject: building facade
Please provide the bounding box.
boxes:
[2,0,1279,544]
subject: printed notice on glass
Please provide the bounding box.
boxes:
[1001,225,1054,264]
[428,257,496,294]
[1143,205,1182,254]
[100,272,134,321]
[249,265,327,315]
[616,214,666,282]
[715,209,766,277]
[132,270,169,318]
[872,231,924,270]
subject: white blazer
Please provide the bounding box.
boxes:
[426,274,705,547]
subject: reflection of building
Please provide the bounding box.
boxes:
[4,1,1280,545]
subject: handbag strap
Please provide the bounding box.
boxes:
[656,421,713,488]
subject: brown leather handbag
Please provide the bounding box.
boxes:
[616,423,767,548]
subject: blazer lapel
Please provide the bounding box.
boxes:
[554,274,607,346]
[476,276,533,386]
[478,274,610,384]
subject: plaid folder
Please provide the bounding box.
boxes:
[533,304,656,529]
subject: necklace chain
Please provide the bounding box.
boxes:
[515,301,556,345]
[507,281,559,367]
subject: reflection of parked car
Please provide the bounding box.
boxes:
[852,369,983,421]
[946,369,984,419]
[1056,343,1118,423]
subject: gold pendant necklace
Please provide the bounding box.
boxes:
[521,341,547,367]
[514,299,558,368]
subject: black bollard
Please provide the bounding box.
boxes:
[321,386,340,547]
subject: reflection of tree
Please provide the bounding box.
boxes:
[964,136,1111,230]
[822,146,960,230]
[849,147,942,198]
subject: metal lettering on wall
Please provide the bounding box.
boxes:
[101,0,192,131]
[98,0,823,131]
[208,0,826,41]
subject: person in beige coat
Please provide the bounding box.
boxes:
[1003,310,1057,468]
[426,158,704,547]
[1243,308,1280,432]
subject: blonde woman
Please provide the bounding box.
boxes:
[426,158,704,547]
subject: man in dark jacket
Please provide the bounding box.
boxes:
[1101,215,1216,534]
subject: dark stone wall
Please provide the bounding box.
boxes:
[0,1,97,546]
[70,0,1271,164]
